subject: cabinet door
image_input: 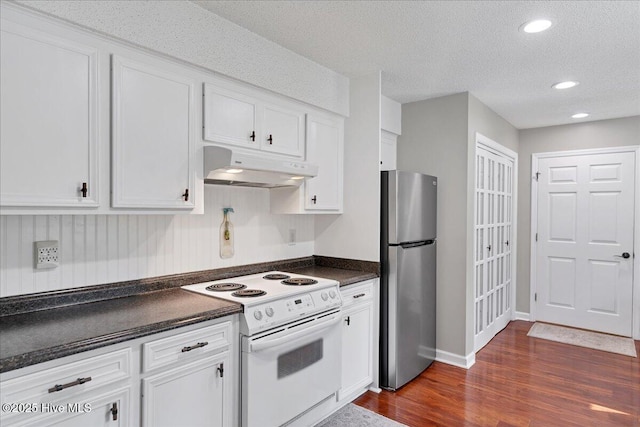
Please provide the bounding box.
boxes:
[380,131,397,171]
[262,104,305,157]
[203,84,258,149]
[19,387,130,427]
[305,115,344,211]
[0,19,99,207]
[112,55,194,209]
[339,302,373,401]
[142,353,228,427]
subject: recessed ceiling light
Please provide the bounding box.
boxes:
[552,81,579,90]
[521,19,552,33]
[571,113,589,119]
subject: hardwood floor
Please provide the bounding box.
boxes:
[355,321,640,427]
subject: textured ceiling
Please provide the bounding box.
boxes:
[192,0,640,129]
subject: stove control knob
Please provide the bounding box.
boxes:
[254,310,263,321]
[329,290,337,299]
[321,292,329,301]
[265,307,274,317]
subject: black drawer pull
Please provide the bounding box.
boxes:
[181,341,209,352]
[48,376,92,393]
[353,293,366,299]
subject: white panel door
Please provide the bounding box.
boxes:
[474,146,514,351]
[536,152,635,336]
[112,55,195,209]
[0,19,99,207]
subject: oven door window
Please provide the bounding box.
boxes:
[278,339,323,379]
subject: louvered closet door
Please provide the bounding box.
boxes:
[474,147,514,351]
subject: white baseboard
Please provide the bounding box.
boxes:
[514,311,531,321]
[435,349,475,369]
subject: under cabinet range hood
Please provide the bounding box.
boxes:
[204,146,318,188]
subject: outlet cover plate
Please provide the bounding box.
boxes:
[35,240,59,269]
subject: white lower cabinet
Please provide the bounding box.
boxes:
[141,321,232,427]
[0,318,236,427]
[338,280,374,401]
[142,354,227,427]
[0,348,132,427]
[38,387,130,427]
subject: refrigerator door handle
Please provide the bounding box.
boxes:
[397,239,436,249]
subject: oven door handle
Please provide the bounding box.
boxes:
[248,313,341,353]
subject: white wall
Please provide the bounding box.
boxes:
[315,73,381,261]
[15,0,349,116]
[0,186,314,297]
[516,116,640,314]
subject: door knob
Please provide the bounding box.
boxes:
[614,252,631,259]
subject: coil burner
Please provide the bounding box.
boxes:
[206,283,247,292]
[281,278,318,286]
[232,289,267,298]
[263,273,291,280]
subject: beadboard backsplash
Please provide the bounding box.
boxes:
[0,186,314,297]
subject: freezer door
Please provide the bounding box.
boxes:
[383,241,436,390]
[385,171,437,244]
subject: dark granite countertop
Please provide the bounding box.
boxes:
[0,289,241,373]
[0,256,378,373]
[291,266,377,287]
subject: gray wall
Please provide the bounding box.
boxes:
[399,92,519,359]
[466,94,519,353]
[516,116,640,313]
[398,93,469,357]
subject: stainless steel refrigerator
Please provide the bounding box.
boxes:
[380,170,437,390]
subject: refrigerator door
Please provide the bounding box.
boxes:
[382,240,436,390]
[385,171,437,244]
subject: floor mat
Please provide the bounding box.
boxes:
[527,322,637,357]
[315,403,407,427]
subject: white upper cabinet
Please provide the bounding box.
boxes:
[0,18,99,208]
[203,84,258,149]
[304,114,344,211]
[112,55,195,209]
[380,130,398,171]
[203,82,305,158]
[270,114,344,214]
[261,103,305,157]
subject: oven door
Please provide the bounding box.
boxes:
[241,309,342,427]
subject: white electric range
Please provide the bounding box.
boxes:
[182,271,343,427]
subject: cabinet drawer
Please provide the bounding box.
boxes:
[0,349,131,423]
[142,322,230,373]
[340,280,374,308]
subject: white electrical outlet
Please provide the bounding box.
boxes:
[288,229,296,245]
[35,240,59,269]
